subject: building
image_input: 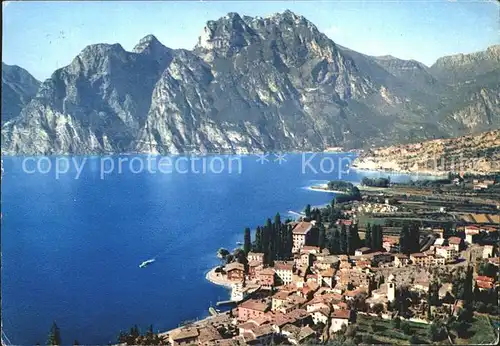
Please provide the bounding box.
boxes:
[433,238,446,247]
[271,291,292,311]
[248,252,265,264]
[302,246,320,254]
[433,228,445,238]
[410,253,445,266]
[448,237,463,251]
[369,252,393,266]
[476,276,494,291]
[383,237,399,253]
[257,268,276,289]
[318,268,335,288]
[297,252,313,267]
[393,254,409,267]
[337,268,373,288]
[435,246,458,263]
[274,261,294,285]
[237,299,270,321]
[226,262,245,281]
[330,309,352,333]
[311,308,330,325]
[483,245,494,259]
[465,226,480,244]
[292,222,313,253]
[169,327,199,346]
[355,247,371,256]
[315,255,339,270]
[248,260,263,280]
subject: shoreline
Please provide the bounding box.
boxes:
[350,164,497,177]
[205,267,233,289]
[306,183,350,194]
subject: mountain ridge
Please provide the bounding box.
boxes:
[2,10,499,155]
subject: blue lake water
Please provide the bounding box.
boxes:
[1,154,419,345]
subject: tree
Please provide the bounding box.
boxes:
[243,228,251,255]
[428,321,446,342]
[362,334,373,344]
[47,321,61,346]
[400,320,411,335]
[340,225,347,254]
[350,224,361,253]
[409,335,419,345]
[399,224,410,255]
[364,223,372,249]
[304,204,312,219]
[318,224,326,250]
[463,265,474,305]
[371,224,383,250]
[428,281,440,306]
[392,316,401,329]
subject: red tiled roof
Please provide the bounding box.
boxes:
[292,222,313,235]
[274,261,294,271]
[259,268,275,276]
[476,280,493,289]
[448,237,462,244]
[239,300,270,312]
[226,262,245,272]
[321,268,335,277]
[331,309,351,319]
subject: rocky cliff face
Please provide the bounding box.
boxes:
[1,63,40,124]
[430,45,500,85]
[2,11,499,155]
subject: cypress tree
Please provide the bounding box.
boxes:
[318,224,326,250]
[304,204,312,219]
[352,223,361,250]
[254,226,263,252]
[274,213,282,259]
[365,223,372,249]
[374,225,383,250]
[340,225,348,254]
[262,224,270,265]
[243,227,251,255]
[329,228,340,254]
[346,225,354,254]
[400,224,410,255]
[47,321,61,346]
[463,265,474,305]
[286,224,293,258]
[265,218,275,265]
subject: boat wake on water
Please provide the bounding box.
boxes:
[139,259,155,268]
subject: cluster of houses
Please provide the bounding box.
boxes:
[168,220,499,345]
[471,179,496,191]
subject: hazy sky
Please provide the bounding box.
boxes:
[3,0,499,81]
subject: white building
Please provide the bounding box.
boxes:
[292,222,312,253]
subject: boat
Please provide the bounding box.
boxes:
[236,241,243,245]
[139,259,155,268]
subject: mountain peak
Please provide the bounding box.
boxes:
[133,34,164,53]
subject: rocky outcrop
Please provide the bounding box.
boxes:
[353,130,500,174]
[430,45,500,85]
[2,11,499,155]
[1,63,40,123]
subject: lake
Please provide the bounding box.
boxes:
[1,153,418,344]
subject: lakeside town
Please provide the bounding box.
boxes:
[119,173,499,346]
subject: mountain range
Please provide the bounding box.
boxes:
[2,10,499,155]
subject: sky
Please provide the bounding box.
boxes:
[2,0,499,81]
